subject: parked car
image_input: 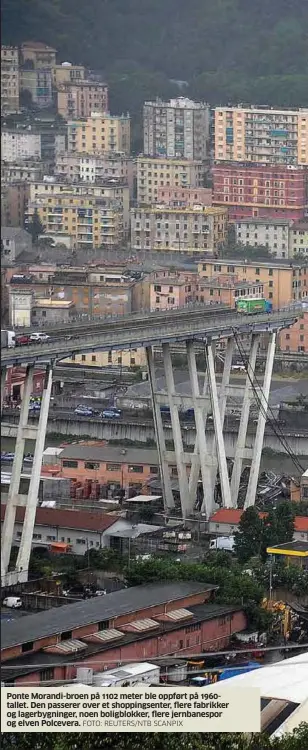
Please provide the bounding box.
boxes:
[102,409,121,419]
[74,407,93,416]
[29,332,50,342]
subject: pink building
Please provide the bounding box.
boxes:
[157,186,212,207]
[150,271,197,311]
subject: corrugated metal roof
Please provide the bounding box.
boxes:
[1,582,213,650]
[162,608,193,621]
[123,618,158,632]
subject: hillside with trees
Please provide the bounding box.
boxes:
[2,0,308,135]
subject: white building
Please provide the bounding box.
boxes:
[55,151,135,196]
[143,97,210,160]
[1,130,41,161]
[208,509,308,542]
[1,227,32,262]
[1,46,19,114]
[234,218,293,258]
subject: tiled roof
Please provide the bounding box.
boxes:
[209,509,308,532]
[0,504,118,533]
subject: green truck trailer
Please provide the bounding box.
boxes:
[235,297,272,314]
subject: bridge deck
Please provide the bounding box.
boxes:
[1,308,299,366]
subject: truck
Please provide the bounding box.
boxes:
[1,330,16,348]
[209,536,235,552]
[235,297,272,314]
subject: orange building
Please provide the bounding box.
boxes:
[157,186,212,207]
[59,444,161,496]
[195,274,264,307]
[149,272,196,311]
[279,311,308,352]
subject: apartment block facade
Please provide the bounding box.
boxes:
[150,273,196,311]
[1,46,19,114]
[197,259,308,308]
[234,218,293,258]
[136,156,205,205]
[20,68,54,108]
[214,107,308,165]
[52,62,85,88]
[65,347,146,369]
[131,205,227,253]
[157,186,212,207]
[1,182,30,228]
[1,130,41,161]
[143,97,210,160]
[29,177,130,233]
[289,223,308,256]
[55,152,134,194]
[20,41,56,69]
[1,160,47,184]
[68,113,130,154]
[279,312,308,353]
[57,80,108,120]
[212,163,307,221]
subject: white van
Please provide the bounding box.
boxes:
[2,596,22,608]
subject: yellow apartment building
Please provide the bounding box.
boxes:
[57,80,108,120]
[131,205,227,253]
[67,113,130,155]
[1,46,19,114]
[197,258,308,309]
[27,192,125,249]
[64,347,146,369]
[214,106,308,166]
[52,62,85,87]
[29,179,130,234]
[136,156,205,204]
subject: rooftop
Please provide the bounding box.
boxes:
[60,444,159,465]
[226,651,308,704]
[235,218,292,227]
[198,258,308,269]
[209,509,308,533]
[0,505,117,534]
[1,582,213,650]
[266,541,308,555]
[1,227,29,239]
[33,299,74,309]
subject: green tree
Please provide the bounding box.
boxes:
[234,507,264,564]
[261,502,295,560]
[26,208,45,243]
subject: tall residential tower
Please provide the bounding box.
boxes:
[143,97,210,161]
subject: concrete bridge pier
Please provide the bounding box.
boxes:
[1,363,53,586]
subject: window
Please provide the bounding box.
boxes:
[84,461,100,470]
[81,354,86,362]
[61,630,72,641]
[46,535,56,541]
[269,269,273,276]
[91,355,96,363]
[129,465,144,473]
[22,641,34,653]
[99,619,109,630]
[40,668,54,681]
[150,465,158,474]
[106,463,121,471]
[76,538,86,544]
[62,460,78,468]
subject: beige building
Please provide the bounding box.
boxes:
[137,156,205,205]
[29,177,130,233]
[65,347,146,369]
[131,205,227,253]
[1,46,19,114]
[214,106,308,166]
[289,222,308,257]
[20,41,56,69]
[1,130,41,161]
[55,152,134,195]
[143,97,210,160]
[20,67,53,108]
[57,80,108,120]
[68,112,130,155]
[1,160,47,183]
[197,258,308,308]
[52,62,85,87]
[234,218,293,259]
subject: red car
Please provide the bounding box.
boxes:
[15,333,31,346]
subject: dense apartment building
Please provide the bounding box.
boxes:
[1,46,19,114]
[289,222,308,256]
[57,80,108,120]
[212,163,308,221]
[20,67,53,108]
[157,186,212,206]
[1,182,30,228]
[1,160,48,183]
[131,205,227,253]
[143,97,210,160]
[279,312,308,353]
[150,273,196,311]
[197,259,308,308]
[68,112,130,154]
[20,41,57,69]
[28,177,130,234]
[66,347,146,369]
[234,218,293,259]
[55,151,134,194]
[52,61,85,87]
[195,274,264,308]
[1,130,41,161]
[136,156,205,204]
[214,106,308,165]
